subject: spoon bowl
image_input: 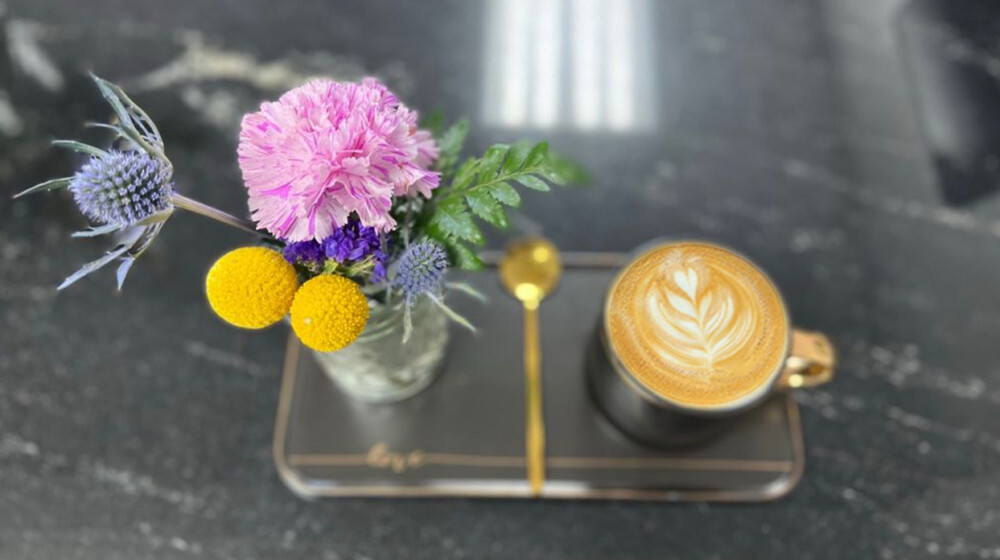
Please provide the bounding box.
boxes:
[499,237,563,305]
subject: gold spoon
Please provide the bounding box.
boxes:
[499,237,563,496]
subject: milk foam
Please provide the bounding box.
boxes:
[606,243,788,407]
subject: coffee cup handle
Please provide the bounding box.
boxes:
[778,330,836,389]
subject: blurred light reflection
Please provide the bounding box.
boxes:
[483,0,654,132]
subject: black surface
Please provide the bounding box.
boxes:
[1,0,999,558]
[897,0,1000,204]
[280,268,798,499]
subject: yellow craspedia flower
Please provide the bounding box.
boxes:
[290,275,369,352]
[205,247,298,329]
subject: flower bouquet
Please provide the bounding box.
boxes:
[18,75,584,402]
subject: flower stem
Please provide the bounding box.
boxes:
[171,193,259,235]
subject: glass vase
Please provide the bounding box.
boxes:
[311,296,450,403]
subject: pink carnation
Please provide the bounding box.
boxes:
[237,78,440,241]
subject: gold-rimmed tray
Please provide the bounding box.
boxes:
[272,256,804,501]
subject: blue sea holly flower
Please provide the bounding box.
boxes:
[14,74,175,291]
[15,74,256,291]
[393,240,449,305]
[392,240,480,343]
[71,150,174,227]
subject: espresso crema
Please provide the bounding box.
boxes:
[605,242,789,408]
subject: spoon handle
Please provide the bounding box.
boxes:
[523,301,545,496]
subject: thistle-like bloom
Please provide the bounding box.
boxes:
[16,74,257,291]
[393,241,449,305]
[70,150,173,227]
[238,78,440,242]
[15,75,177,290]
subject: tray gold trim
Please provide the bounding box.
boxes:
[273,334,805,501]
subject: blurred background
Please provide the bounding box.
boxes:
[1,0,999,558]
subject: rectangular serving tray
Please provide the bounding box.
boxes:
[273,255,804,501]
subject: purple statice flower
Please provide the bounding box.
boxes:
[371,243,389,282]
[307,216,390,282]
[322,216,382,263]
[70,150,173,227]
[282,240,324,265]
[323,217,382,264]
[393,241,449,305]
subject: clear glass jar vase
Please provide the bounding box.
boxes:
[311,296,450,403]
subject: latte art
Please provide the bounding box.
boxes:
[640,265,757,372]
[606,243,789,407]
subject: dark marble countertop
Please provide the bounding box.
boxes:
[2,0,999,558]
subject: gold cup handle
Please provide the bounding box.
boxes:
[778,330,836,389]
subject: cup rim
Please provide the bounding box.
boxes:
[601,239,792,416]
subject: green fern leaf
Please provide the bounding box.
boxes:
[450,241,484,270]
[429,198,484,244]
[437,119,469,175]
[465,189,508,228]
[524,141,549,167]
[486,182,521,207]
[515,174,551,192]
[502,141,532,173]
[477,144,509,182]
[452,158,479,190]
